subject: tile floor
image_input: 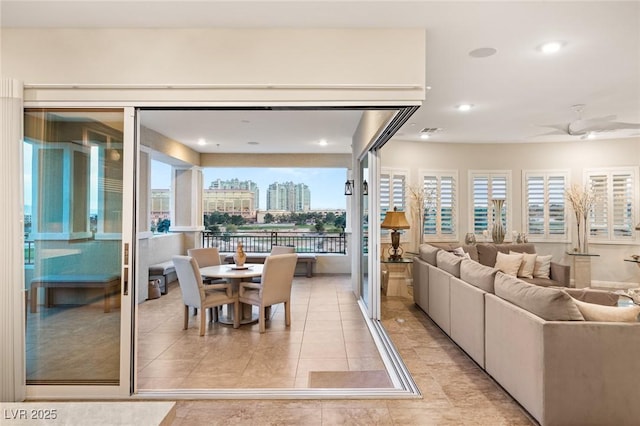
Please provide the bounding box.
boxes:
[165,277,536,425]
[138,275,389,390]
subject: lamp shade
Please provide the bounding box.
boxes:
[636,222,640,231]
[381,209,410,230]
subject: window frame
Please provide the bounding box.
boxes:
[468,170,512,240]
[419,169,458,242]
[522,169,570,242]
[584,166,639,244]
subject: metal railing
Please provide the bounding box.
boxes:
[202,231,347,254]
[24,240,35,265]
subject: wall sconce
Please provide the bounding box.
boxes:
[344,180,354,196]
[381,207,411,261]
[363,180,368,195]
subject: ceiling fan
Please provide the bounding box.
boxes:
[540,104,640,139]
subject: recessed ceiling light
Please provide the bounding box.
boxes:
[319,139,328,146]
[539,41,564,54]
[247,141,259,145]
[420,134,430,140]
[456,104,473,112]
[469,47,497,58]
[586,132,596,140]
[197,138,206,146]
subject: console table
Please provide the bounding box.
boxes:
[567,252,600,289]
[381,258,413,297]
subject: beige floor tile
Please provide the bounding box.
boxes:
[321,407,394,425]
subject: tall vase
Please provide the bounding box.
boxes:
[581,214,589,253]
[491,199,505,244]
[233,241,246,267]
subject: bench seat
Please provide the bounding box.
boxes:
[30,274,121,313]
[223,253,317,277]
[149,261,176,295]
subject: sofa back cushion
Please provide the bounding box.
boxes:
[460,259,498,293]
[477,243,537,267]
[494,272,584,321]
[419,244,440,266]
[430,243,479,262]
[436,250,463,278]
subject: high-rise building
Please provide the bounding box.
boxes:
[203,179,259,219]
[208,179,259,209]
[266,181,310,212]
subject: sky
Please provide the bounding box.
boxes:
[152,162,348,210]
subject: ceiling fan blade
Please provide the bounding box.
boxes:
[538,123,569,133]
[537,130,568,137]
[583,115,617,124]
[597,121,640,131]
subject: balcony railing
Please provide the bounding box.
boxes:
[25,240,34,265]
[202,231,347,254]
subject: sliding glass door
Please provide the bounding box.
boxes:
[24,108,133,393]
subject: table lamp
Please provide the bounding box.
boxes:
[381,207,410,261]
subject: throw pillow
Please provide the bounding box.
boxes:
[495,252,523,276]
[573,299,640,322]
[533,255,552,279]
[494,272,584,321]
[510,250,537,279]
[452,247,471,259]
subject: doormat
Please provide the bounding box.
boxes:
[307,370,393,388]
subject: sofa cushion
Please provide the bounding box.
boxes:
[477,244,499,266]
[494,272,584,321]
[501,243,537,255]
[573,299,640,322]
[419,244,440,266]
[495,252,523,276]
[511,251,537,278]
[436,250,463,278]
[533,255,552,279]
[521,277,557,287]
[460,259,498,293]
[149,261,175,275]
[561,287,620,306]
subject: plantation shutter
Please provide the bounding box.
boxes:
[524,171,567,240]
[422,171,457,239]
[380,169,407,225]
[471,172,510,235]
[586,168,637,241]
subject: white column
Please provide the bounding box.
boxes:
[0,78,25,401]
[171,166,205,249]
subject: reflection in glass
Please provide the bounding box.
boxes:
[24,109,124,384]
[360,156,369,307]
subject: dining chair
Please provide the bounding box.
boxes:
[173,255,239,335]
[238,253,297,333]
[187,247,226,284]
[269,245,295,255]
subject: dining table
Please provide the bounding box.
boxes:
[199,263,264,325]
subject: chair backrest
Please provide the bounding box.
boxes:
[187,247,222,268]
[260,253,298,306]
[172,255,204,308]
[270,245,295,255]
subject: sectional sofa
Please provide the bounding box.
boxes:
[412,243,640,426]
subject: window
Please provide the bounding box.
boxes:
[380,169,407,235]
[585,167,638,242]
[523,170,569,241]
[421,170,458,240]
[380,169,407,218]
[469,171,511,236]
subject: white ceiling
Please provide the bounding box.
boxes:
[3,1,640,153]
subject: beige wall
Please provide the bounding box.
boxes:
[382,137,640,286]
[2,28,425,104]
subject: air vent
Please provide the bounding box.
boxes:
[420,127,442,134]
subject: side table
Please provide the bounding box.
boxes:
[381,257,413,297]
[567,252,600,289]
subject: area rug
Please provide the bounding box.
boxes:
[307,370,393,388]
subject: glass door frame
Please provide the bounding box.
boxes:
[24,104,136,400]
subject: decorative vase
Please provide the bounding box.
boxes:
[464,233,476,245]
[581,215,589,253]
[233,241,246,267]
[491,199,505,244]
